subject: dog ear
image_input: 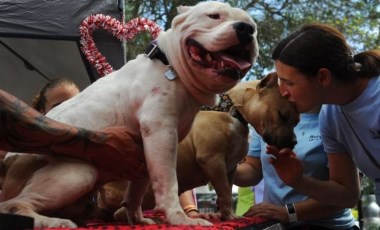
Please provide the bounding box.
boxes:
[227,81,257,107]
[177,5,192,14]
[172,5,193,27]
[227,88,244,107]
[257,72,279,89]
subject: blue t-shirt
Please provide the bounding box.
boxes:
[320,76,380,204]
[249,113,356,229]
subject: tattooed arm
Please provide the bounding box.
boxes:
[0,89,102,153]
[0,89,144,165]
[0,89,147,180]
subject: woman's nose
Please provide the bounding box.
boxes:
[278,84,289,97]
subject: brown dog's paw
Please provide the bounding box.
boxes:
[113,207,128,222]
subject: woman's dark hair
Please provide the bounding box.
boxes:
[272,23,380,81]
[32,78,79,113]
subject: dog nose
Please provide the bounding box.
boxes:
[262,132,298,149]
[233,22,254,45]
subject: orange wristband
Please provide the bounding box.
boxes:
[183,205,199,214]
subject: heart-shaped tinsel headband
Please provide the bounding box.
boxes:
[80,14,162,77]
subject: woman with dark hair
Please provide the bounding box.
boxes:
[235,105,358,230]
[268,23,380,211]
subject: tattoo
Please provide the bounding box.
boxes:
[0,90,107,157]
[0,90,149,179]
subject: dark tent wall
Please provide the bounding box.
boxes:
[0,38,91,103]
[0,0,125,104]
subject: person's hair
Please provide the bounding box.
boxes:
[32,78,79,112]
[271,23,380,82]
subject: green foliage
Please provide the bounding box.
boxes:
[362,175,375,195]
[123,0,380,79]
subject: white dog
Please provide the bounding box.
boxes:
[1,1,258,227]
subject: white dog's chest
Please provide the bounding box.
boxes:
[47,56,199,140]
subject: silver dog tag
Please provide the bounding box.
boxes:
[165,67,178,81]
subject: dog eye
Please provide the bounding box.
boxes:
[208,14,220,20]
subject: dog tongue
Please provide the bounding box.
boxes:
[189,44,252,74]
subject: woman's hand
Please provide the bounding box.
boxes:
[244,202,289,222]
[266,145,304,187]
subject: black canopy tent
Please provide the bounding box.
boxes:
[0,0,125,104]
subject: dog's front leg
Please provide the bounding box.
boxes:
[141,123,212,225]
[122,177,155,224]
[201,156,238,220]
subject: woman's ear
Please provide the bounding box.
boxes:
[317,68,332,87]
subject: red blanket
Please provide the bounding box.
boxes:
[0,213,278,230]
[43,216,272,230]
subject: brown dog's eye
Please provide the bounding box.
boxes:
[208,14,220,20]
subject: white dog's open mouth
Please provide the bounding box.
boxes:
[187,39,253,79]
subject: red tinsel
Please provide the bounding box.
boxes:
[80,14,162,77]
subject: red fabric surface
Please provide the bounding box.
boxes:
[41,215,269,230]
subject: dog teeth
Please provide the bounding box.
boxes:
[206,53,213,62]
[192,53,202,62]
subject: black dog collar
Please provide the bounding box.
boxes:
[145,41,169,65]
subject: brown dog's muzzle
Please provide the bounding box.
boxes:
[262,131,297,150]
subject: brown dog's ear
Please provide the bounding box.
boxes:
[257,72,278,89]
[227,81,257,107]
[227,88,245,107]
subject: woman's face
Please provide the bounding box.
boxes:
[275,60,322,113]
[44,84,80,114]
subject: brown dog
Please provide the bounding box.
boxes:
[97,72,299,221]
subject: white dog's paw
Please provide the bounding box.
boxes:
[167,212,213,226]
[34,216,78,228]
[184,217,213,226]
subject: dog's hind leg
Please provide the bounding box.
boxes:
[0,199,78,228]
[0,157,98,228]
